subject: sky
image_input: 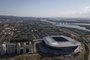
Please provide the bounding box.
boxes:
[0,0,90,17]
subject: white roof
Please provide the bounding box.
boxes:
[43,35,81,47]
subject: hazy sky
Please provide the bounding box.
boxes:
[0,0,90,17]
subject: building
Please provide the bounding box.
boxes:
[16,42,32,54]
[16,43,21,54]
[0,43,7,56]
[0,41,32,56]
[6,43,16,55]
[36,35,82,57]
[0,45,5,56]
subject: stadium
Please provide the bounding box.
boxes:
[36,35,82,57]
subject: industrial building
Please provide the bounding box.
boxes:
[36,35,82,57]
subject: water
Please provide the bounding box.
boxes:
[56,24,90,32]
[41,19,90,32]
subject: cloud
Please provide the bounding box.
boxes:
[60,6,90,18]
[70,6,90,18]
[83,6,90,12]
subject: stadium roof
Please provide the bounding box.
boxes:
[43,35,81,48]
